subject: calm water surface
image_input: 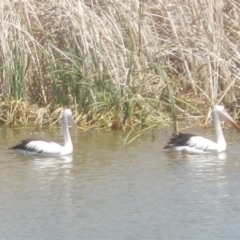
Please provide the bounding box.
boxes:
[1,127,240,239]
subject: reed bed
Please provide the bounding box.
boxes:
[0,0,240,130]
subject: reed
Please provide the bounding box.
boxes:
[0,0,240,129]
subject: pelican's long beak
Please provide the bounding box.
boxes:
[220,111,240,132]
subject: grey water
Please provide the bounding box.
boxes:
[1,126,240,240]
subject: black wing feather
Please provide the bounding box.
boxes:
[164,133,198,149]
[9,139,51,153]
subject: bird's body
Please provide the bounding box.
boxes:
[9,109,78,156]
[164,133,221,154]
[164,105,240,154]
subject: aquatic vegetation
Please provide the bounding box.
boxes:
[0,0,240,130]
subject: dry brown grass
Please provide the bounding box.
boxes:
[0,0,240,127]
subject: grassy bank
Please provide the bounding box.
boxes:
[0,0,240,130]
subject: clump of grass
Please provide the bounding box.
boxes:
[0,0,240,132]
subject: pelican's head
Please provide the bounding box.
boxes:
[213,105,225,113]
[62,109,78,131]
[213,105,240,132]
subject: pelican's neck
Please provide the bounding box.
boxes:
[62,117,72,147]
[213,109,226,149]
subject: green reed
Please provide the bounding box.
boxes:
[7,44,31,100]
[1,0,240,129]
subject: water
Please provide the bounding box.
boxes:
[1,127,240,239]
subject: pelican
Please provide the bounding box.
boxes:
[164,105,240,154]
[9,109,78,156]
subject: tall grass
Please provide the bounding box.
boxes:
[0,0,240,128]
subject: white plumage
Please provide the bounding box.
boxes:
[164,105,240,154]
[9,109,78,156]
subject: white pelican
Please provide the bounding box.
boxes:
[9,109,78,156]
[164,105,240,154]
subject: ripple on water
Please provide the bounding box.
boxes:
[0,128,240,239]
